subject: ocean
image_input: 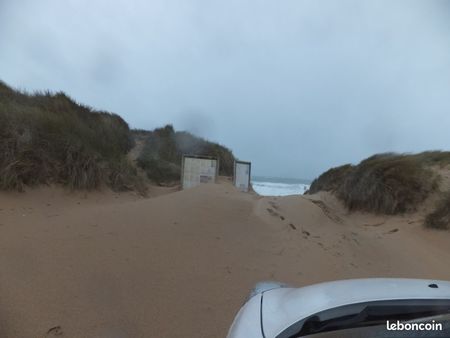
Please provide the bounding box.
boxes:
[251,176,311,196]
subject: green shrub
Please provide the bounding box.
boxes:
[137,157,180,183]
[308,152,442,214]
[136,125,235,184]
[108,159,147,194]
[424,193,450,230]
[0,80,144,193]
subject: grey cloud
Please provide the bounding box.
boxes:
[1,0,450,179]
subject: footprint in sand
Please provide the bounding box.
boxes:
[266,208,278,217]
[310,200,343,224]
[46,326,63,336]
[385,228,399,234]
[363,221,385,227]
[266,208,286,221]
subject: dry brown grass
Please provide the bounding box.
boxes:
[0,80,146,193]
[338,153,438,214]
[308,164,353,194]
[307,152,448,214]
[424,193,450,230]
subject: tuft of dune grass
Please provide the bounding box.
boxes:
[0,80,146,193]
[308,164,353,194]
[307,152,447,215]
[424,193,450,230]
[337,153,438,214]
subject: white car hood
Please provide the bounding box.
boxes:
[227,294,263,337]
[262,278,450,337]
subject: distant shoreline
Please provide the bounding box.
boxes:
[251,176,311,196]
[252,175,312,185]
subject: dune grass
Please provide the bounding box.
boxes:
[0,81,146,193]
[308,164,353,194]
[338,153,439,214]
[424,193,450,230]
[308,152,447,214]
[136,125,235,184]
[0,80,235,191]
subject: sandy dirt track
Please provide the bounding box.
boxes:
[0,181,449,337]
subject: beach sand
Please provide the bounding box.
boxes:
[0,179,449,337]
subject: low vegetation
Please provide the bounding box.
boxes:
[0,81,145,193]
[136,125,235,184]
[308,152,449,215]
[0,80,236,191]
[424,193,450,230]
[308,164,353,194]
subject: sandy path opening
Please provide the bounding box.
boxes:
[0,182,449,337]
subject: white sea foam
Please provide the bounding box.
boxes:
[251,179,310,196]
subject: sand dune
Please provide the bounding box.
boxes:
[0,181,449,337]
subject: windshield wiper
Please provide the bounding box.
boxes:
[292,305,450,337]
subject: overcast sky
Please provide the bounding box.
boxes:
[1,0,450,179]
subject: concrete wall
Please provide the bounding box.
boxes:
[182,156,218,190]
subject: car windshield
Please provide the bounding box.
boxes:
[278,300,450,338]
[303,314,450,338]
